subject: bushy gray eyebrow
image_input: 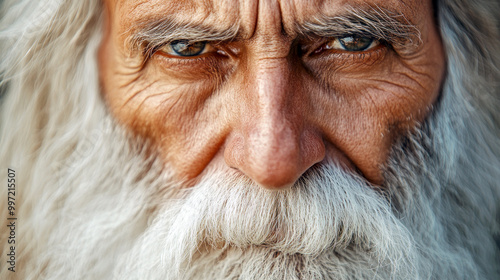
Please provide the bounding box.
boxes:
[127,19,240,56]
[127,5,420,55]
[297,6,421,48]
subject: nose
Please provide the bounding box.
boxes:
[224,55,325,190]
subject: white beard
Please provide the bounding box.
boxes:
[24,117,415,280]
[117,161,417,280]
[1,0,499,279]
[11,112,494,280]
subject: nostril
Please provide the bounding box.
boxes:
[224,134,245,169]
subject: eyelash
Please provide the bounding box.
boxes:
[148,44,231,76]
[147,35,388,68]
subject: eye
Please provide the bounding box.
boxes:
[324,36,380,52]
[159,40,212,57]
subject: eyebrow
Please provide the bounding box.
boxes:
[127,5,420,54]
[127,19,240,56]
[297,6,421,48]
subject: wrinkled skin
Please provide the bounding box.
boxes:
[99,0,445,189]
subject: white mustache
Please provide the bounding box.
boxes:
[131,161,417,278]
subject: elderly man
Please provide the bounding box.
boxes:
[0,0,499,279]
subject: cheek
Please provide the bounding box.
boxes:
[99,13,445,186]
[315,49,443,130]
[101,56,233,178]
[306,50,443,181]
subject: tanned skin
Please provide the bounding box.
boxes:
[99,0,445,189]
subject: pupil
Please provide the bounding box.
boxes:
[171,40,206,56]
[339,37,373,51]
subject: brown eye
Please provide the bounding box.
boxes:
[325,36,379,52]
[158,40,214,57]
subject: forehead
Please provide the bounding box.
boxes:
[112,0,426,38]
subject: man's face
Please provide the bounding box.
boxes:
[99,0,444,188]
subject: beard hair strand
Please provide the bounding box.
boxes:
[115,158,418,280]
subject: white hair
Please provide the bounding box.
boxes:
[0,0,499,279]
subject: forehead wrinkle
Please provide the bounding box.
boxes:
[289,0,421,26]
[119,0,424,49]
[237,0,259,39]
[276,0,306,37]
[253,0,285,37]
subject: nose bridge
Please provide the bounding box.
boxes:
[224,49,325,189]
[250,0,293,111]
[249,55,297,159]
[242,55,304,188]
[253,56,291,123]
[223,2,326,189]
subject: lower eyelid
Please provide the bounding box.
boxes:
[154,52,213,64]
[307,45,388,71]
[332,46,387,65]
[152,51,231,76]
[309,41,385,60]
[154,39,386,70]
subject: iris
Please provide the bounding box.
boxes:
[338,37,374,51]
[170,40,206,56]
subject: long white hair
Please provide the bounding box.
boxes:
[0,0,499,279]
